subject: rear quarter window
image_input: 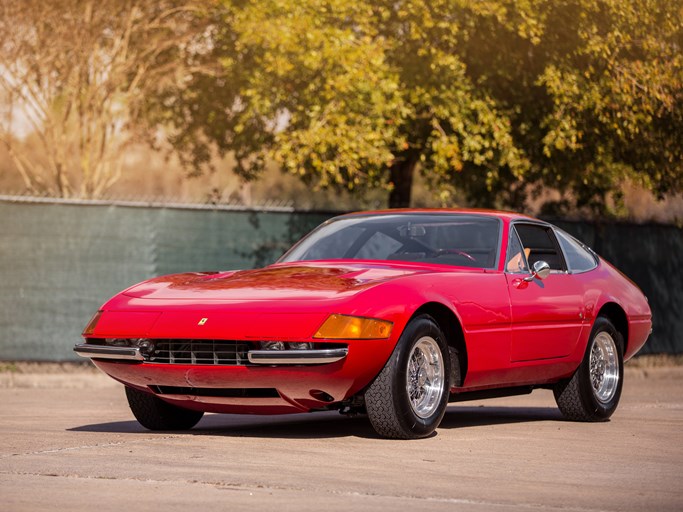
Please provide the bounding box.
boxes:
[555,229,598,273]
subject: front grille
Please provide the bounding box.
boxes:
[147,339,253,365]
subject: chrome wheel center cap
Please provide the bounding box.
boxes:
[417,368,427,387]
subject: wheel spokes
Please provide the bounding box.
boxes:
[589,332,619,403]
[405,336,445,418]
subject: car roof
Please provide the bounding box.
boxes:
[338,208,540,223]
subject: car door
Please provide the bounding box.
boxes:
[505,223,586,362]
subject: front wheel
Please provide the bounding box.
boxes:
[554,317,624,421]
[365,315,451,439]
[125,386,204,431]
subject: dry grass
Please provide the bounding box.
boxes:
[2,141,681,220]
[626,354,683,368]
[0,361,100,374]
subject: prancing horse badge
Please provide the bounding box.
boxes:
[198,317,208,325]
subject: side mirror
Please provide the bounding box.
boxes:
[524,260,551,282]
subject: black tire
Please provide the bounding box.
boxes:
[554,317,624,421]
[365,315,451,439]
[125,386,204,431]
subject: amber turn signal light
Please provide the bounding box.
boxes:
[82,311,103,336]
[314,314,393,339]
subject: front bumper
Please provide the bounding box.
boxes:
[74,344,144,361]
[247,348,348,364]
[74,344,348,365]
[78,339,394,414]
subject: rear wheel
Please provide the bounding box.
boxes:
[125,386,204,430]
[554,317,624,421]
[365,315,451,439]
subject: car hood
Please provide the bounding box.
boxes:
[121,262,433,301]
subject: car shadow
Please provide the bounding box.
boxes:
[70,411,378,439]
[70,404,564,439]
[439,405,563,429]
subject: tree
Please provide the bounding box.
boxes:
[460,0,683,214]
[161,0,529,208]
[159,0,683,213]
[0,0,214,198]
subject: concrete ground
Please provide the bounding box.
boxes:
[1,364,681,512]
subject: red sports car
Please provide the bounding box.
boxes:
[75,210,651,439]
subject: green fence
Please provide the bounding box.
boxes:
[0,198,331,361]
[0,197,680,360]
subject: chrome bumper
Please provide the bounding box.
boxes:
[73,344,144,361]
[247,348,348,365]
[74,344,348,365]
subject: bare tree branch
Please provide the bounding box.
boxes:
[0,0,215,197]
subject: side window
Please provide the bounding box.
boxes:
[555,229,598,273]
[514,224,566,271]
[505,228,529,273]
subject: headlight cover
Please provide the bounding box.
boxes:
[313,314,393,340]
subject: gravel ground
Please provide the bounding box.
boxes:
[0,359,681,511]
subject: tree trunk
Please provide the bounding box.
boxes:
[388,153,418,208]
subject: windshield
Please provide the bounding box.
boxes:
[279,214,501,269]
